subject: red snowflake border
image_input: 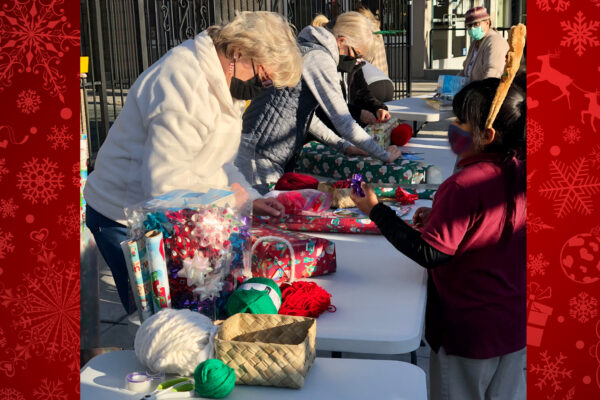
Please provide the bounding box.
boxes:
[16,157,64,204]
[560,11,600,57]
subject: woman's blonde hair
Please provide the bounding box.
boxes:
[356,6,381,30]
[207,11,302,88]
[311,11,374,58]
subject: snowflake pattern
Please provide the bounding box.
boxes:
[0,233,79,364]
[531,351,573,392]
[72,162,80,186]
[536,0,570,12]
[569,292,598,323]
[594,0,600,7]
[562,126,581,144]
[32,378,68,400]
[47,125,70,150]
[528,212,555,233]
[0,388,26,400]
[57,204,79,239]
[15,89,41,114]
[0,328,6,348]
[0,229,15,259]
[560,11,600,56]
[528,119,545,154]
[529,253,550,277]
[588,146,600,168]
[0,0,79,100]
[16,157,64,204]
[0,159,8,182]
[0,198,18,218]
[539,157,600,217]
[591,225,600,236]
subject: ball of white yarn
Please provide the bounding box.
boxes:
[134,308,217,376]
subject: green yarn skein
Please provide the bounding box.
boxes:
[225,277,282,316]
[194,359,235,399]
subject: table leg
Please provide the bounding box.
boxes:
[410,350,417,365]
[412,121,418,137]
[331,351,342,358]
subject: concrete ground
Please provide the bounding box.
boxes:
[81,79,455,397]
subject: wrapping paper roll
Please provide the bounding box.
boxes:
[145,230,172,309]
[120,239,154,321]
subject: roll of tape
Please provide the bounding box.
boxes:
[125,372,155,393]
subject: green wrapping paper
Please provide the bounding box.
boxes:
[295,141,440,184]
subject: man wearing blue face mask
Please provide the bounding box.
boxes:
[460,7,509,82]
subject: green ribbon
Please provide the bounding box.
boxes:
[373,30,406,35]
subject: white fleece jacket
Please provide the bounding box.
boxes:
[84,32,260,224]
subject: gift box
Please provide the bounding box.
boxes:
[253,212,380,234]
[364,118,400,148]
[295,141,441,184]
[250,225,336,282]
[526,283,553,347]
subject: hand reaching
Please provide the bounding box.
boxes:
[386,145,402,163]
[376,109,391,122]
[349,182,379,216]
[412,207,432,230]
[253,198,286,217]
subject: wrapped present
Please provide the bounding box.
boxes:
[296,141,441,184]
[364,118,400,148]
[318,182,437,208]
[526,283,553,347]
[250,225,336,283]
[253,206,410,234]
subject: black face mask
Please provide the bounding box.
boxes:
[229,60,266,100]
[337,55,357,73]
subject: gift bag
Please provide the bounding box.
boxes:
[250,225,337,283]
[124,188,252,319]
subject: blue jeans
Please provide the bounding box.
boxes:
[85,205,136,314]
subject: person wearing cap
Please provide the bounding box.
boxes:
[460,6,509,81]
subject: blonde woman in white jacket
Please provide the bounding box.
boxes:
[84,11,302,313]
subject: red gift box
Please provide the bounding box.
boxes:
[526,283,553,347]
[250,225,337,282]
[253,213,381,234]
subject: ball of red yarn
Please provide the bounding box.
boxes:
[278,281,335,318]
[391,123,413,146]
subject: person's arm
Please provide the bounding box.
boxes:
[369,203,452,269]
[308,113,352,153]
[482,33,510,79]
[302,50,390,161]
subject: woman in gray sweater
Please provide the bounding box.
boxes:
[237,12,401,193]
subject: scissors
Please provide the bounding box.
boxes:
[139,377,195,399]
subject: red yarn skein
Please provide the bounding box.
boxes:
[278,281,336,318]
[391,123,413,146]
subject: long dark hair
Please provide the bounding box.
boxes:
[452,77,527,242]
[452,77,526,159]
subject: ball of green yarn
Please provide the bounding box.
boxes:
[194,359,235,399]
[225,277,282,316]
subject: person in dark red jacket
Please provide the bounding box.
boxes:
[352,78,526,400]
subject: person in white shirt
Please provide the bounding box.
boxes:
[84,11,302,313]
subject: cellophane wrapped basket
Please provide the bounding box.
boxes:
[215,313,316,388]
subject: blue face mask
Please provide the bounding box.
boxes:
[468,26,485,41]
[448,124,473,155]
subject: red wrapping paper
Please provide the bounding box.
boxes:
[252,213,381,234]
[250,225,337,282]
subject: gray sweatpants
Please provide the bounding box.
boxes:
[429,346,526,400]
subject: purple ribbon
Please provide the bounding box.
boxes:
[351,173,365,197]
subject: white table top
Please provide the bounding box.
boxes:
[385,96,454,122]
[307,233,427,354]
[80,350,427,400]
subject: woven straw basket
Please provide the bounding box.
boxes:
[214,313,316,388]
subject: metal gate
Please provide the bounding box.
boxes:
[81,0,411,166]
